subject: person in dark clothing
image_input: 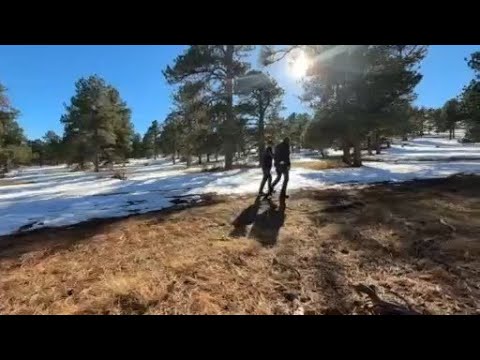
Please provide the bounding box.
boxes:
[269,137,291,198]
[258,146,274,196]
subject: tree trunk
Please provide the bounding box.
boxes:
[207,153,210,163]
[172,153,176,165]
[452,124,455,139]
[375,131,381,154]
[386,140,391,148]
[198,154,202,164]
[186,153,192,168]
[342,142,351,165]
[258,108,266,165]
[449,128,452,140]
[367,136,373,155]
[94,151,99,172]
[94,126,100,172]
[215,152,219,162]
[352,140,362,167]
[224,45,235,170]
[320,149,327,159]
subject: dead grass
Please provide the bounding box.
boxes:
[1,175,480,314]
[200,163,257,173]
[0,179,34,186]
[293,159,347,171]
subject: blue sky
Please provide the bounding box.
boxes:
[0,45,478,139]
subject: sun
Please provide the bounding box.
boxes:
[288,50,311,79]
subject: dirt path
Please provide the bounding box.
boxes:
[1,175,479,314]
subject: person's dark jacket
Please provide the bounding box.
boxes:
[274,142,290,168]
[261,147,273,170]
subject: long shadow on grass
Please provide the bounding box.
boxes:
[230,196,286,246]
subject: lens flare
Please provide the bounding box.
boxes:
[288,50,311,79]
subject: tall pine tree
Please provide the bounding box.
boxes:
[461,52,480,141]
[143,120,161,159]
[237,70,284,163]
[0,83,31,173]
[61,75,133,171]
[163,45,253,170]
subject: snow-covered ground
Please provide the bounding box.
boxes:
[367,132,480,162]
[1,133,480,236]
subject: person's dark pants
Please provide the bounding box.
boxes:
[258,167,272,195]
[271,165,289,197]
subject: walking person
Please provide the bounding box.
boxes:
[269,137,291,198]
[258,145,274,196]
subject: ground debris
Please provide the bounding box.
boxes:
[354,284,422,315]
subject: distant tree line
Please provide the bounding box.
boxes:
[1,47,479,174]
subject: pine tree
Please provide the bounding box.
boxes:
[237,70,284,163]
[158,113,182,164]
[43,131,63,165]
[163,45,254,170]
[285,112,311,151]
[302,45,427,166]
[29,139,46,166]
[143,120,161,159]
[110,91,134,164]
[171,81,209,167]
[0,83,31,173]
[461,52,480,141]
[131,132,144,159]
[61,75,133,171]
[441,98,464,139]
[265,111,288,145]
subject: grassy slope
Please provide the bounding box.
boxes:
[1,175,479,314]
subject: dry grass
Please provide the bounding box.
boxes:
[293,159,348,171]
[0,179,34,186]
[200,163,257,173]
[1,175,480,314]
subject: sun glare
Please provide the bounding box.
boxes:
[289,50,311,79]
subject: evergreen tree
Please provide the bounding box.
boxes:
[29,139,46,166]
[143,120,161,159]
[171,81,209,167]
[285,112,311,151]
[0,83,31,173]
[265,111,288,145]
[237,70,284,163]
[461,52,480,141]
[302,45,427,166]
[158,113,182,164]
[131,132,144,159]
[164,45,254,170]
[43,130,63,165]
[61,75,133,171]
[442,99,463,139]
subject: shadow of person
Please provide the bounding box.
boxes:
[230,196,262,237]
[249,196,286,246]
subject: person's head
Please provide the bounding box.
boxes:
[283,137,290,145]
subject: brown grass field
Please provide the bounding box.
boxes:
[1,174,480,314]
